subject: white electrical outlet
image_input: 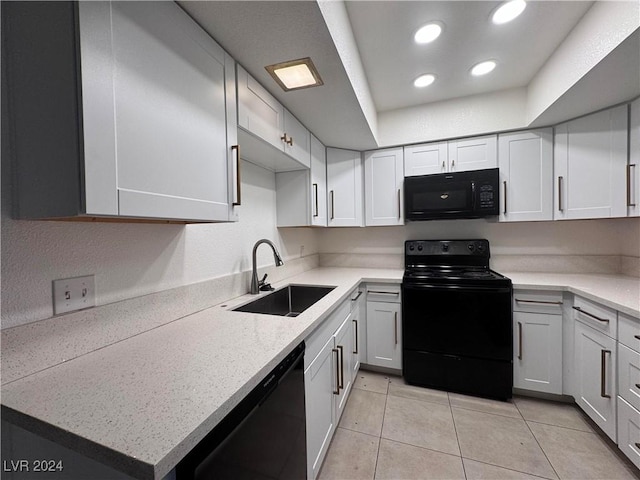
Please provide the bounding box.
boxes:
[52,275,96,315]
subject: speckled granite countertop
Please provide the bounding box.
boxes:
[1,267,638,479]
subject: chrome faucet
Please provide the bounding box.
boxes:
[250,239,284,294]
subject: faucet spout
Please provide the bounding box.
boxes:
[251,239,284,294]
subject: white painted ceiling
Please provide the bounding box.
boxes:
[179,1,636,150]
[345,1,593,112]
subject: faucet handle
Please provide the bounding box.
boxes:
[258,273,268,286]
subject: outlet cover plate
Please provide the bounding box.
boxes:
[53,275,96,315]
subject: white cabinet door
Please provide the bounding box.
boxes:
[574,320,617,440]
[326,148,363,227]
[513,311,562,394]
[334,315,354,422]
[554,105,628,220]
[498,129,553,222]
[310,135,328,227]
[366,301,402,370]
[629,98,640,217]
[237,64,284,150]
[283,110,311,168]
[304,337,336,480]
[404,142,448,176]
[447,135,497,172]
[617,397,640,470]
[364,147,404,226]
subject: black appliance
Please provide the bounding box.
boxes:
[401,240,513,400]
[176,342,306,479]
[404,168,500,221]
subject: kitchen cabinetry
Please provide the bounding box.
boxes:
[366,284,402,370]
[304,289,358,479]
[617,313,640,469]
[276,134,327,227]
[237,65,311,171]
[629,98,640,217]
[326,148,364,227]
[351,288,366,374]
[404,135,497,176]
[498,130,553,222]
[573,296,618,441]
[4,1,239,222]
[364,147,404,226]
[554,105,628,220]
[512,291,563,394]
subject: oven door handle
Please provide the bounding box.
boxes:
[402,283,512,294]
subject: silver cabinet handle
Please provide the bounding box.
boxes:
[332,348,340,395]
[572,306,608,323]
[351,291,363,302]
[517,321,523,360]
[337,345,344,389]
[330,190,335,220]
[231,145,241,206]
[441,160,445,171]
[601,349,611,398]
[397,189,401,219]
[451,159,455,169]
[635,335,640,341]
[280,133,293,146]
[394,312,398,345]
[558,176,563,212]
[515,299,563,306]
[353,319,358,355]
[628,164,637,207]
[313,183,319,217]
[368,290,399,296]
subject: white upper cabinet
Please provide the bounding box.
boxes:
[6,1,238,222]
[404,135,497,176]
[276,134,327,227]
[404,142,448,176]
[629,98,640,217]
[498,129,553,222]
[554,105,628,220]
[326,148,364,227]
[364,147,404,226]
[237,65,310,171]
[447,135,498,172]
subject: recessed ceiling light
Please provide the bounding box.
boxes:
[265,57,323,92]
[492,0,527,25]
[414,23,442,44]
[414,74,436,88]
[471,60,497,76]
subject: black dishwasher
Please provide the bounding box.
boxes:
[176,342,306,479]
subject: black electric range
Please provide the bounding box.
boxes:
[401,239,513,400]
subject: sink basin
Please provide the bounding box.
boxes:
[233,285,336,317]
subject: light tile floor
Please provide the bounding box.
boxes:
[318,371,640,480]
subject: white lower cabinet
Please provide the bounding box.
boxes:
[366,285,402,370]
[351,288,366,376]
[304,290,359,479]
[617,396,640,469]
[574,318,617,441]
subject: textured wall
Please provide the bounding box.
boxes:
[317,217,640,257]
[1,160,319,328]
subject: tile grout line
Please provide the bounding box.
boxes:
[449,392,469,480]
[372,377,390,480]
[514,400,562,480]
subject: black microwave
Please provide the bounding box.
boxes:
[404,168,500,221]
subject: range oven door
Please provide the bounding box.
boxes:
[402,283,512,361]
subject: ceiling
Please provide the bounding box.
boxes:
[179,1,637,150]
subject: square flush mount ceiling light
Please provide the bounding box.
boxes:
[265,57,323,91]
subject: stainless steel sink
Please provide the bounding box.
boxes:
[233,284,336,317]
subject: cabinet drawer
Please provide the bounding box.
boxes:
[573,296,617,338]
[617,396,640,470]
[513,290,563,314]
[366,283,401,303]
[618,343,640,411]
[619,313,640,352]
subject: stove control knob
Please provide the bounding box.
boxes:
[477,243,485,252]
[417,244,423,251]
[409,244,415,251]
[441,244,448,252]
[467,243,475,252]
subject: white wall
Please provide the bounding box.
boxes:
[317,217,640,257]
[1,160,319,328]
